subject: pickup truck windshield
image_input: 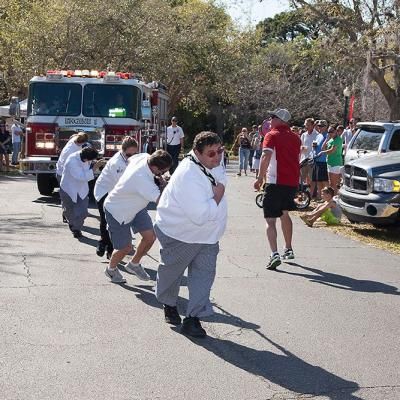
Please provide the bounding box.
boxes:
[351,128,385,151]
[83,84,141,119]
[28,82,82,116]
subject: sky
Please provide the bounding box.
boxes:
[223,0,290,25]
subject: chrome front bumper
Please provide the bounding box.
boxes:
[19,158,57,174]
[338,197,400,219]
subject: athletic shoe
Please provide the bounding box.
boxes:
[104,267,126,283]
[281,249,295,260]
[62,213,68,223]
[164,304,182,325]
[125,262,151,281]
[72,230,83,238]
[180,317,206,338]
[96,241,106,257]
[266,253,281,270]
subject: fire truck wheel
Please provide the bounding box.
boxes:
[37,174,56,196]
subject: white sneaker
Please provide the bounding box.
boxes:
[125,262,151,281]
[104,267,126,283]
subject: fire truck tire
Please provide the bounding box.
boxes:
[37,174,56,196]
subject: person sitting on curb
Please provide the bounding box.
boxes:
[300,186,342,227]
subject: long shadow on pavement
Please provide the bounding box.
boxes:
[186,329,361,399]
[279,262,399,295]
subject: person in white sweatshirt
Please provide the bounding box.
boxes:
[155,131,228,338]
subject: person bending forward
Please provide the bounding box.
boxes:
[155,131,227,338]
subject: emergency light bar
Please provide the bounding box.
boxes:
[45,69,136,80]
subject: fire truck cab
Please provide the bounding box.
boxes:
[21,69,169,196]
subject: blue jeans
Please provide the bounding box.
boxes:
[12,142,21,164]
[239,147,250,171]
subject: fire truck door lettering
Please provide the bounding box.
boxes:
[64,117,92,125]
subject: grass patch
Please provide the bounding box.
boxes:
[293,204,400,255]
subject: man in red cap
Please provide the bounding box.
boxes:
[254,108,301,270]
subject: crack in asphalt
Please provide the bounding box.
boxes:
[21,254,33,285]
[226,255,259,277]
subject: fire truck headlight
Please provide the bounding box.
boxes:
[36,141,55,150]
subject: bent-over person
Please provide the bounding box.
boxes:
[155,131,227,338]
[60,147,99,238]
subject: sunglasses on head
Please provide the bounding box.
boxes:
[205,147,224,158]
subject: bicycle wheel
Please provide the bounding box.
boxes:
[294,190,311,210]
[255,193,264,208]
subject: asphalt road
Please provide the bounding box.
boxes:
[1,166,399,400]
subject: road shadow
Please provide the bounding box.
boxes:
[77,235,98,247]
[119,283,189,311]
[32,195,60,205]
[185,330,361,399]
[81,225,100,236]
[279,262,399,295]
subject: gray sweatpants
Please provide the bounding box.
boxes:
[154,225,219,318]
[59,189,89,231]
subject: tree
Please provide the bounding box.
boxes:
[289,0,400,120]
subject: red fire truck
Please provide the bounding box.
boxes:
[20,69,169,195]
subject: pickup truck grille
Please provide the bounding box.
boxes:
[343,165,369,193]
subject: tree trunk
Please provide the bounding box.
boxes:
[389,98,400,121]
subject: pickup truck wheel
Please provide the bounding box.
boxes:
[37,174,56,196]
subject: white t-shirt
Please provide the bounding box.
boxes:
[104,153,160,224]
[300,129,318,161]
[166,125,184,146]
[155,151,227,244]
[60,152,94,202]
[56,138,81,176]
[11,124,22,144]
[94,151,129,201]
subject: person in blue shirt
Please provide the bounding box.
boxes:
[312,120,329,200]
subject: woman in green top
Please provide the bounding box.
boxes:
[318,126,343,194]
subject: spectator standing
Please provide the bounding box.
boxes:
[0,122,11,172]
[300,118,318,185]
[251,128,262,178]
[249,125,258,172]
[318,126,343,195]
[166,117,184,174]
[94,137,138,259]
[11,122,23,165]
[236,127,252,176]
[254,109,301,271]
[312,120,329,200]
[155,131,227,337]
[341,118,355,152]
[104,150,172,284]
[60,147,99,238]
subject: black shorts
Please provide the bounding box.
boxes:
[263,184,297,218]
[312,162,329,182]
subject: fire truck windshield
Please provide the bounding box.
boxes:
[83,84,141,119]
[28,82,82,116]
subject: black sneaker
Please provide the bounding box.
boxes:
[266,253,281,270]
[72,230,83,238]
[96,241,106,257]
[163,304,182,325]
[180,317,206,338]
[62,213,68,223]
